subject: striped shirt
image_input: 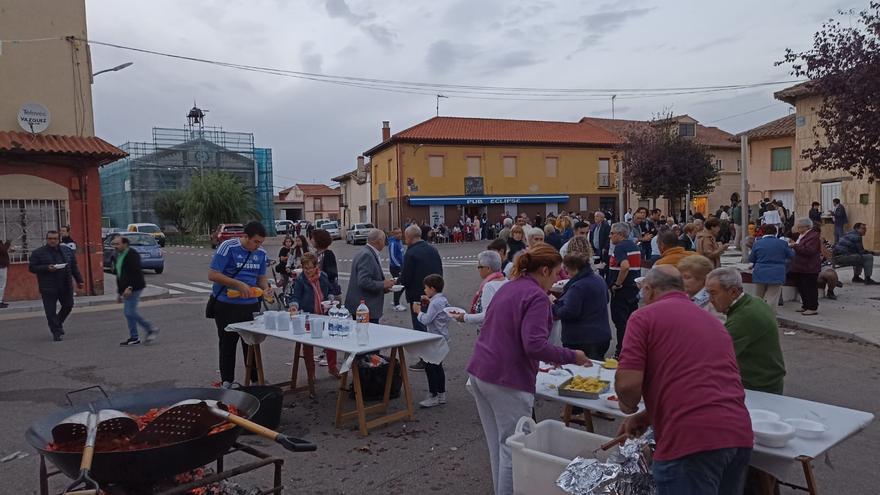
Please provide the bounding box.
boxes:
[606,239,641,288]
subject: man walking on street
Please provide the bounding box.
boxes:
[832,198,847,244]
[388,228,406,311]
[0,238,10,308]
[401,224,443,370]
[344,229,394,323]
[113,236,158,346]
[28,231,84,341]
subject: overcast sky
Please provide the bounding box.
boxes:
[86,0,861,190]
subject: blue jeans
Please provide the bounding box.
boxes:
[123,289,153,339]
[653,447,751,495]
[834,223,845,243]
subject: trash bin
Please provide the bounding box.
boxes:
[238,385,283,431]
[506,417,612,495]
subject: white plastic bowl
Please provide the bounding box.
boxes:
[600,393,620,409]
[749,409,781,424]
[752,420,795,448]
[391,284,405,292]
[784,418,828,439]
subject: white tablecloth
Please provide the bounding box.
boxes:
[536,365,875,480]
[226,320,446,373]
[746,390,874,479]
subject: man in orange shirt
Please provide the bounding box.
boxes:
[654,231,696,267]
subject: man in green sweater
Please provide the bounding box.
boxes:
[706,267,786,394]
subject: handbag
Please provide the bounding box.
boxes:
[205,250,253,319]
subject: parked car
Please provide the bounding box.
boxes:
[346,223,375,244]
[275,220,294,235]
[323,221,341,240]
[211,223,245,249]
[127,223,166,247]
[315,219,332,230]
[103,232,165,274]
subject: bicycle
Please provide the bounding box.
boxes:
[262,260,291,311]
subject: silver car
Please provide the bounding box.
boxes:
[323,221,341,240]
[346,223,375,244]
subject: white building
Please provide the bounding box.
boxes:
[332,155,372,230]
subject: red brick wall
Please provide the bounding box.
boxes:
[1,156,104,301]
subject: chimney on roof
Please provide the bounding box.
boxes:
[382,121,391,141]
[357,155,365,169]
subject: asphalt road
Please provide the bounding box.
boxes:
[0,237,877,494]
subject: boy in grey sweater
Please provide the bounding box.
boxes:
[411,274,450,407]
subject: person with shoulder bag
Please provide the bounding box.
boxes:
[207,221,273,388]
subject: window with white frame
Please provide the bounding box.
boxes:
[820,182,841,213]
[466,156,481,177]
[0,199,68,263]
[314,197,323,211]
[679,123,696,137]
[503,156,517,177]
[428,155,444,178]
[715,159,723,171]
[545,157,558,178]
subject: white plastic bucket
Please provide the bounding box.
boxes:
[505,418,611,495]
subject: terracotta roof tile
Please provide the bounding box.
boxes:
[580,116,740,149]
[295,183,341,196]
[365,116,622,155]
[774,81,817,104]
[0,131,127,164]
[736,114,796,140]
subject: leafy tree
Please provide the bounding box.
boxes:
[778,2,880,181]
[620,118,719,201]
[183,171,259,232]
[153,189,190,233]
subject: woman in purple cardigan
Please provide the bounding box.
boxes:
[466,243,590,495]
[789,217,822,315]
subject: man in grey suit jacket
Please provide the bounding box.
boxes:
[344,229,394,322]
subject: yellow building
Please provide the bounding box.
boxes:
[739,115,797,211]
[776,83,880,249]
[581,115,742,218]
[364,117,623,230]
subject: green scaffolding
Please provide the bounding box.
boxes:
[100,126,275,234]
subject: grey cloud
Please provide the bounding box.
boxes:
[571,6,655,54]
[483,50,542,72]
[683,35,741,54]
[426,40,475,75]
[300,43,323,73]
[324,0,397,48]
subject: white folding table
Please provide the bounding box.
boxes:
[226,320,445,436]
[535,364,874,494]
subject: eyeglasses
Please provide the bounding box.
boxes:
[477,265,487,269]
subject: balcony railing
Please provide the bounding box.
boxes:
[598,173,615,188]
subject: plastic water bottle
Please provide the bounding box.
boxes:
[328,305,339,337]
[355,299,370,346]
[339,307,351,337]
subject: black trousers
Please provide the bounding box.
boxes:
[390,266,402,305]
[425,362,446,395]
[214,300,261,383]
[610,286,639,358]
[564,341,612,362]
[40,287,74,336]
[410,311,426,332]
[791,272,819,311]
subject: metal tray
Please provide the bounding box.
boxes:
[557,377,610,400]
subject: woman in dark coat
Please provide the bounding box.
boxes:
[789,217,822,315]
[552,253,611,360]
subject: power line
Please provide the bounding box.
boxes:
[706,103,788,124]
[77,37,805,101]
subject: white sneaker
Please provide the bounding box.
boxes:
[437,392,447,404]
[318,358,328,367]
[419,395,442,408]
[394,305,407,312]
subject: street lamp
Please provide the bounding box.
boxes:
[92,62,133,77]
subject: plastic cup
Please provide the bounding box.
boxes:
[264,311,278,330]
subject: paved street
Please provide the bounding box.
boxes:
[0,238,878,494]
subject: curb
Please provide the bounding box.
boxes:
[2,288,172,315]
[777,316,878,347]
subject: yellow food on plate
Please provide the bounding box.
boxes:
[603,358,619,369]
[563,376,607,393]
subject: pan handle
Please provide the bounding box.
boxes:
[65,386,109,407]
[208,407,317,453]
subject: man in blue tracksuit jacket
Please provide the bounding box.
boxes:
[388,228,405,310]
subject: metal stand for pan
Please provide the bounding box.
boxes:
[39,442,284,495]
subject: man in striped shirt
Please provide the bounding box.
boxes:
[606,222,642,359]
